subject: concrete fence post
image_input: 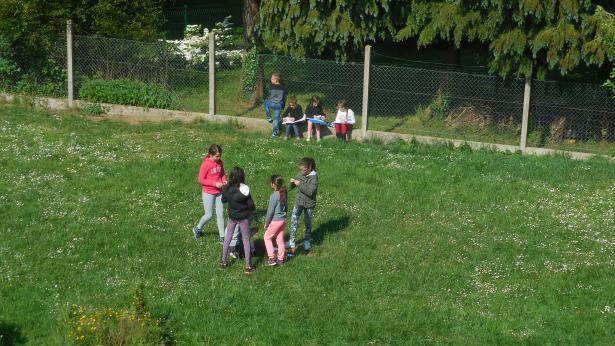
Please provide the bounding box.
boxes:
[361,45,372,139]
[520,66,533,152]
[66,20,74,107]
[209,31,216,116]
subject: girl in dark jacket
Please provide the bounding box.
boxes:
[220,166,256,273]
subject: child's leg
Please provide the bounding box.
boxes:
[307,122,313,140]
[272,105,281,137]
[289,206,303,247]
[214,193,225,240]
[264,222,278,258]
[263,100,272,122]
[340,124,348,141]
[237,219,252,267]
[275,221,286,260]
[346,124,353,141]
[196,192,215,230]
[335,123,343,140]
[284,123,291,139]
[292,124,301,139]
[315,124,321,140]
[221,219,238,263]
[304,208,314,243]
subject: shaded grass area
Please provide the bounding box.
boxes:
[1,104,615,344]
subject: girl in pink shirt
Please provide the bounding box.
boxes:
[193,144,227,241]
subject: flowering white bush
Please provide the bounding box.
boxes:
[165,16,242,69]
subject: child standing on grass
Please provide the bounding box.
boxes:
[288,157,318,253]
[220,166,256,273]
[282,95,304,140]
[263,73,286,138]
[193,144,227,241]
[334,99,355,142]
[305,96,325,142]
[264,175,288,266]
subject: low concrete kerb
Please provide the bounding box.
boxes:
[1,93,612,162]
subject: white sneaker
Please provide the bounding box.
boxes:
[304,240,311,251]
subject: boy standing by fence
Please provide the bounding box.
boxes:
[263,73,286,138]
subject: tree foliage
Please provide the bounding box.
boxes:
[0,0,167,71]
[396,0,615,78]
[259,0,405,60]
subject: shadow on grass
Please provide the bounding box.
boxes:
[0,321,26,346]
[311,215,351,246]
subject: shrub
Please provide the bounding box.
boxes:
[66,285,172,345]
[418,90,450,123]
[241,43,259,100]
[79,79,180,109]
[81,103,105,116]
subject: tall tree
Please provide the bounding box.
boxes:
[259,0,405,60]
[396,0,615,78]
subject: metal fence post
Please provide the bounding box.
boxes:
[209,31,216,116]
[361,45,371,139]
[66,20,74,107]
[520,66,533,152]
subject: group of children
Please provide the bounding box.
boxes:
[193,144,318,274]
[263,73,356,142]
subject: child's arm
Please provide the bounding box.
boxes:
[264,193,278,226]
[297,175,317,196]
[348,109,356,124]
[247,194,256,213]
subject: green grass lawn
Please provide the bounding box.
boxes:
[1,104,615,344]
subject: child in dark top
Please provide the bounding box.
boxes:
[220,166,256,274]
[305,96,325,142]
[263,73,286,138]
[282,95,304,140]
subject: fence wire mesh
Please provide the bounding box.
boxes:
[530,80,615,151]
[370,63,525,145]
[260,54,364,123]
[1,35,67,98]
[73,34,208,109]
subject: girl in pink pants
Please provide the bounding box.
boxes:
[263,175,288,266]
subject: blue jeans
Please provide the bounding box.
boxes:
[289,206,313,247]
[264,100,282,137]
[285,123,301,139]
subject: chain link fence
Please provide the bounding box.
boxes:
[5,30,614,156]
[370,63,525,145]
[0,35,67,98]
[530,79,615,152]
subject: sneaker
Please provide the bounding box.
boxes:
[304,240,311,251]
[284,136,289,140]
[192,226,203,239]
[267,257,277,266]
[219,237,224,244]
[276,257,285,265]
[267,118,273,124]
[219,261,228,269]
[229,251,238,260]
[306,138,311,142]
[244,265,254,274]
[287,247,297,257]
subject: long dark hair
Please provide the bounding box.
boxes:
[299,157,316,171]
[207,144,222,157]
[227,166,245,188]
[270,175,287,203]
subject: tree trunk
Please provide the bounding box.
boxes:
[243,0,264,104]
